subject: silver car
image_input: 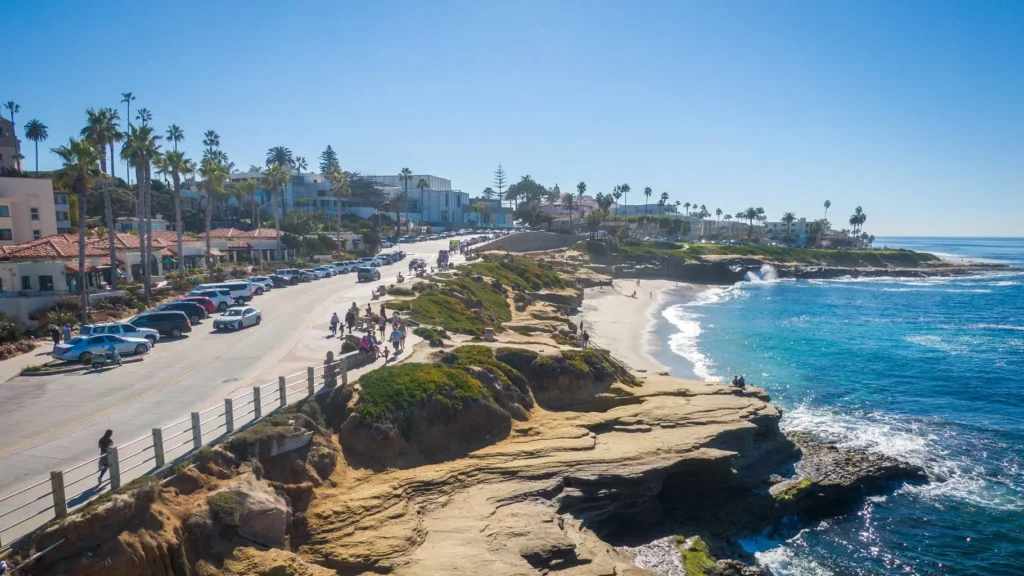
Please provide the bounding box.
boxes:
[212,306,262,331]
[52,334,152,364]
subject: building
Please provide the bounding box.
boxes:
[117,216,171,233]
[0,177,59,245]
[195,228,292,264]
[763,217,815,244]
[54,191,71,233]
[0,117,21,172]
[464,198,515,228]
[364,174,468,225]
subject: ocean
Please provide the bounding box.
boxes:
[654,237,1024,576]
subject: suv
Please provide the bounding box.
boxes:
[311,266,334,278]
[245,277,273,294]
[188,288,236,311]
[357,266,381,282]
[157,301,208,324]
[331,261,356,274]
[130,311,192,338]
[80,322,160,345]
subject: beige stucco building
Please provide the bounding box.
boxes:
[0,117,20,172]
[0,177,59,245]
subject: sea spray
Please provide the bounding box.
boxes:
[745,264,779,282]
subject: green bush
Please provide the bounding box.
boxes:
[355,363,489,429]
[341,340,357,353]
[413,326,448,347]
[387,286,414,296]
[494,348,539,376]
[20,364,46,374]
[440,345,527,389]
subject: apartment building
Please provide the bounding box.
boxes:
[0,117,21,172]
[0,177,59,245]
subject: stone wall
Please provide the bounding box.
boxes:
[476,232,579,253]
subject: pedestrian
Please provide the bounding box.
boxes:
[379,303,387,321]
[737,375,746,388]
[581,330,590,348]
[63,324,72,342]
[330,312,340,337]
[50,325,61,345]
[365,303,372,318]
[345,308,356,335]
[399,320,407,349]
[389,326,402,353]
[378,316,387,340]
[97,429,114,485]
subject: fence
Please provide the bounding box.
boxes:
[0,349,353,551]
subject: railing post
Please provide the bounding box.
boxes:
[152,428,165,468]
[307,366,315,397]
[107,446,121,490]
[191,412,202,450]
[253,386,262,420]
[224,398,234,434]
[341,355,348,386]
[278,376,287,408]
[50,471,67,518]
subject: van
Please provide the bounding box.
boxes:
[130,311,192,338]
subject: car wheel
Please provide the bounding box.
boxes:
[255,315,262,325]
[146,335,157,345]
[217,302,228,311]
[171,328,183,338]
[79,352,92,364]
[255,287,264,295]
[135,344,148,355]
[290,278,298,285]
[190,315,200,324]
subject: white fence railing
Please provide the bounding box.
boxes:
[0,349,354,551]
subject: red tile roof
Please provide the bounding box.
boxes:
[198,228,280,239]
[0,232,171,261]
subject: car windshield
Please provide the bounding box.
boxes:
[223,309,244,317]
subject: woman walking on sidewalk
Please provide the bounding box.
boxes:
[97,430,113,485]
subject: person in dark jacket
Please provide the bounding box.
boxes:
[97,430,114,484]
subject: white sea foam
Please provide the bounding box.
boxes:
[660,286,742,381]
[746,264,780,282]
[970,323,1024,332]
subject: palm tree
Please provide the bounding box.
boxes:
[199,157,228,270]
[81,108,112,174]
[135,107,152,126]
[266,146,293,168]
[561,193,577,233]
[264,163,290,258]
[683,202,691,217]
[4,101,19,127]
[164,151,195,277]
[122,125,161,301]
[52,138,100,324]
[620,183,631,218]
[203,130,220,158]
[329,169,350,247]
[659,192,669,214]
[643,187,652,215]
[398,167,413,235]
[823,200,831,221]
[740,207,759,238]
[416,177,428,225]
[781,212,796,241]
[166,124,184,151]
[23,120,48,176]
[120,93,136,183]
[293,156,307,176]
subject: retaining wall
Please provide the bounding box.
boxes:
[477,232,579,253]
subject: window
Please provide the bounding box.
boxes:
[39,276,54,291]
[21,276,31,290]
[30,207,39,220]
[33,230,41,240]
[0,206,9,217]
[57,211,69,221]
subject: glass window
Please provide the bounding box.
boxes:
[30,207,39,220]
[0,229,10,240]
[0,206,8,217]
[21,276,31,290]
[39,275,54,291]
[33,230,41,240]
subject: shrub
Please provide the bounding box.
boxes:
[440,345,527,390]
[355,363,489,430]
[494,348,539,376]
[341,340,357,353]
[413,326,448,347]
[20,364,46,374]
[387,286,414,296]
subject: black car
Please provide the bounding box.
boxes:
[357,266,381,282]
[157,301,208,324]
[268,274,290,288]
[130,311,193,338]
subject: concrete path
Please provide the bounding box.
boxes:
[0,237,466,546]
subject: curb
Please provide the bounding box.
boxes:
[19,357,146,377]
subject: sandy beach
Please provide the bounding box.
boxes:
[579,279,701,373]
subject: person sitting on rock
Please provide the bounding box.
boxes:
[737,375,746,388]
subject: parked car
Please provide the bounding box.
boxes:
[52,334,152,364]
[268,274,291,288]
[157,301,208,325]
[179,296,216,314]
[130,311,192,338]
[300,269,319,281]
[274,269,301,285]
[357,266,381,282]
[193,282,255,302]
[245,276,273,294]
[213,306,262,331]
[187,289,236,311]
[381,241,394,248]
[357,257,379,268]
[80,323,160,345]
[311,266,334,278]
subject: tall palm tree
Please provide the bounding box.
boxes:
[293,156,307,176]
[122,125,161,301]
[4,102,20,166]
[120,93,136,183]
[166,124,184,151]
[329,168,350,247]
[266,146,293,168]
[659,192,669,214]
[203,130,220,158]
[236,178,259,230]
[683,202,691,217]
[135,107,152,126]
[52,138,100,324]
[643,187,652,215]
[164,151,195,276]
[199,157,229,270]
[81,108,112,174]
[264,163,290,259]
[100,108,122,180]
[576,181,586,208]
[23,120,48,176]
[823,200,831,222]
[398,168,412,235]
[416,177,428,225]
[561,193,577,233]
[620,183,630,218]
[781,212,797,241]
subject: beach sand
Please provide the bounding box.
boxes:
[579,279,701,373]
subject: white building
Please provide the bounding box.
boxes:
[764,217,814,244]
[0,177,59,244]
[117,216,171,233]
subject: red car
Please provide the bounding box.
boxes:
[179,296,216,314]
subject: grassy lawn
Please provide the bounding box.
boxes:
[387,276,512,336]
[463,255,565,291]
[355,363,490,428]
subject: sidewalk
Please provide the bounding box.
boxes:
[0,342,56,383]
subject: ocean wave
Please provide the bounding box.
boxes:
[903,334,984,354]
[970,323,1024,332]
[662,304,718,381]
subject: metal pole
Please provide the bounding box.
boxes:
[253,386,262,420]
[50,471,68,518]
[307,366,315,397]
[224,398,234,433]
[341,355,348,386]
[107,446,121,490]
[191,412,202,450]
[278,376,287,408]
[152,428,165,468]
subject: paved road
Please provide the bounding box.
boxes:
[0,237,465,496]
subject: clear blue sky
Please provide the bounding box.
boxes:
[6,0,1023,236]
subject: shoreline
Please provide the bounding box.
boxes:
[580,279,709,375]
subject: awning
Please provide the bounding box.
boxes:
[161,256,178,264]
[208,249,225,256]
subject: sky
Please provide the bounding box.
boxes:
[5,0,1023,236]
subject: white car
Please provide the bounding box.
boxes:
[330,261,354,274]
[381,241,394,248]
[187,289,236,311]
[212,306,262,331]
[358,257,380,268]
[52,334,152,364]
[80,322,160,345]
[311,266,334,278]
[246,276,274,292]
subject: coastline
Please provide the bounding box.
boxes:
[580,279,710,375]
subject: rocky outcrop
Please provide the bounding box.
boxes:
[208,473,291,547]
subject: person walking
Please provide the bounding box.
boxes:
[50,325,61,345]
[330,312,340,337]
[378,315,387,340]
[581,330,590,348]
[63,324,72,342]
[398,320,407,350]
[97,430,114,485]
[379,304,388,322]
[345,308,356,335]
[389,326,402,353]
